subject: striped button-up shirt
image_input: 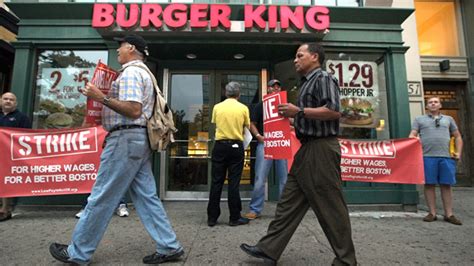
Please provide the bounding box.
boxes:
[102,60,154,131]
[295,67,340,140]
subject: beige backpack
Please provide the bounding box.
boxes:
[125,63,177,151]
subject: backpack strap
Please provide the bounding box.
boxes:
[123,63,165,120]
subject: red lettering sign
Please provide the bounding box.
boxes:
[210,4,231,29]
[91,4,329,32]
[263,91,292,160]
[85,61,118,126]
[140,4,163,28]
[92,3,114,28]
[289,137,424,184]
[0,127,107,197]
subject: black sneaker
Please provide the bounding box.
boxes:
[208,219,217,227]
[49,243,74,264]
[143,249,184,264]
[229,217,250,226]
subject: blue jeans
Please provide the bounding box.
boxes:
[248,142,288,215]
[67,128,182,264]
[81,195,127,208]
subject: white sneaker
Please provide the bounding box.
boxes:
[75,209,84,219]
[116,204,129,217]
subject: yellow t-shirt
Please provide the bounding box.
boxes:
[212,98,250,141]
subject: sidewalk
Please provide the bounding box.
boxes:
[1,187,473,265]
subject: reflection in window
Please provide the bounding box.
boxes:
[219,74,259,105]
[415,0,460,56]
[34,50,108,129]
[218,74,259,185]
[168,74,210,191]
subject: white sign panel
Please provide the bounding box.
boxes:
[327,60,379,127]
[39,68,93,108]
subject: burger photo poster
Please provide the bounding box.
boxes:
[327,60,379,128]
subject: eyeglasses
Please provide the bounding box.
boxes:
[435,118,441,127]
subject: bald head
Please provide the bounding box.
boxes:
[2,92,18,114]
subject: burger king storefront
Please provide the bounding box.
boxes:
[9,2,417,208]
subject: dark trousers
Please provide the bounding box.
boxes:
[257,137,357,265]
[207,141,244,222]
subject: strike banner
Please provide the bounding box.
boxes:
[263,91,292,159]
[85,61,118,125]
[340,138,424,184]
[0,126,107,197]
[289,137,424,184]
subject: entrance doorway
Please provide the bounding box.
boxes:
[423,81,471,186]
[162,70,261,199]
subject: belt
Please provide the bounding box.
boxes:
[109,124,146,133]
[216,139,242,144]
[300,135,337,144]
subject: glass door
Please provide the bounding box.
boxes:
[164,70,261,199]
[166,72,213,199]
[216,72,260,190]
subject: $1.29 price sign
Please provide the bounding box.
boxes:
[326,60,379,127]
[326,60,378,98]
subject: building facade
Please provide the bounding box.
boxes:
[6,0,424,207]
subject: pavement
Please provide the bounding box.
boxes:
[1,187,473,265]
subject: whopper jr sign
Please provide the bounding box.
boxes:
[0,126,107,197]
[327,60,379,128]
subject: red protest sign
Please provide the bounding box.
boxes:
[0,126,107,197]
[263,91,292,159]
[85,61,118,125]
[340,138,424,184]
[288,137,424,184]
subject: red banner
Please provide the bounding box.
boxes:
[340,138,424,184]
[0,126,107,197]
[289,137,424,184]
[85,61,118,125]
[263,91,292,159]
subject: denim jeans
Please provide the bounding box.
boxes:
[67,128,182,264]
[81,195,127,208]
[248,142,288,215]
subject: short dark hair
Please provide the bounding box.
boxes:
[303,42,325,65]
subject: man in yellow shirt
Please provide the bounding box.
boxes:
[207,81,251,227]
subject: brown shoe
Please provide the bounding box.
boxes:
[423,213,437,222]
[444,215,462,225]
[244,212,259,220]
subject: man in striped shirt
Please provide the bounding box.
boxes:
[241,43,357,265]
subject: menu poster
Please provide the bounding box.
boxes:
[327,60,379,128]
[37,68,93,129]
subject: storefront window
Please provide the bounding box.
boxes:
[326,53,390,140]
[415,0,461,56]
[33,50,108,129]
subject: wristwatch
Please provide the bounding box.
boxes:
[298,107,305,117]
[103,96,112,106]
